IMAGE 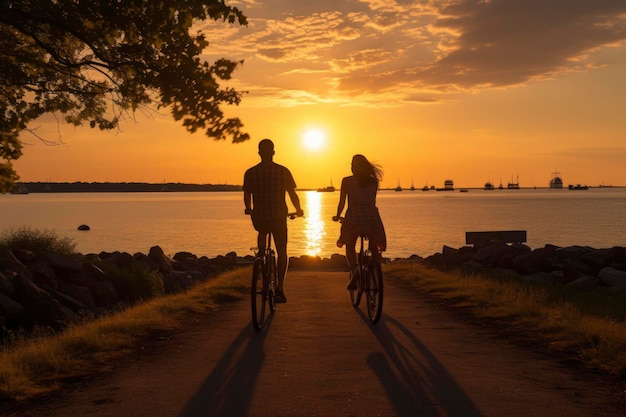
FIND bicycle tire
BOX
[366,261,383,323]
[268,255,277,312]
[251,258,266,330]
[350,266,363,307]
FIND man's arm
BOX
[287,188,304,217]
[244,190,252,214]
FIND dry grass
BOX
[0,268,249,402]
[384,263,626,376]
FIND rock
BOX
[11,272,67,328]
[598,267,626,291]
[77,224,90,231]
[57,281,96,312]
[148,246,173,273]
[471,242,510,266]
[0,270,15,296]
[104,251,134,270]
[565,276,599,291]
[82,277,119,308]
[27,260,59,289]
[0,249,30,277]
[511,252,544,275]
[43,251,83,272]
[0,292,25,321]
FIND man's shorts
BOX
[252,215,288,240]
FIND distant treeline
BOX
[20,182,242,193]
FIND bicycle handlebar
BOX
[245,209,304,219]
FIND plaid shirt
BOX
[243,161,297,222]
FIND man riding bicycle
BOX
[244,139,304,303]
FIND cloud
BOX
[200,1,626,103]
[337,0,626,94]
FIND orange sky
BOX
[13,0,626,189]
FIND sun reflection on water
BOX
[303,191,326,257]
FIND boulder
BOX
[148,246,173,273]
[565,276,599,291]
[43,251,83,272]
[511,252,544,275]
[0,270,15,295]
[11,272,67,328]
[0,292,24,321]
[598,267,626,291]
[28,260,59,289]
[0,249,29,277]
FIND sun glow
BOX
[302,128,326,151]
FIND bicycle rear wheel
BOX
[268,255,277,312]
[366,261,383,323]
[251,258,266,330]
[350,267,363,307]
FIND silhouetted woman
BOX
[333,154,386,289]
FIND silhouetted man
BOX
[244,139,303,303]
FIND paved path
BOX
[12,272,626,417]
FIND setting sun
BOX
[302,128,326,151]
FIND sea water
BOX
[1,188,625,259]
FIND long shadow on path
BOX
[361,311,484,417]
[178,317,271,417]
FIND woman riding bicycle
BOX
[333,154,386,290]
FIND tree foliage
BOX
[0,0,250,193]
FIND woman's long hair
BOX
[351,154,383,187]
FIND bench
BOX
[466,230,527,245]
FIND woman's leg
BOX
[345,237,357,269]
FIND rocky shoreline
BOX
[1,241,625,334]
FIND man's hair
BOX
[258,138,274,158]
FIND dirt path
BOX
[8,271,626,417]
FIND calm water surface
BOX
[1,188,625,259]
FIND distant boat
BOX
[394,179,402,192]
[410,179,415,191]
[484,181,495,190]
[507,174,520,189]
[459,188,469,193]
[568,184,588,190]
[436,179,454,191]
[317,179,335,192]
[422,179,430,191]
[549,171,563,189]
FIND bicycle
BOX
[332,217,384,324]
[249,212,300,331]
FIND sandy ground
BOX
[4,271,625,417]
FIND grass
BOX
[384,263,626,376]
[0,267,249,402]
[0,227,77,256]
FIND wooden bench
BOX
[466,230,527,245]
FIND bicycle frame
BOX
[250,212,299,331]
[251,231,278,331]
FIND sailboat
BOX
[394,180,402,192]
[410,178,415,191]
[317,179,335,192]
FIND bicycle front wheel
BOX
[251,258,266,330]
[366,261,383,324]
